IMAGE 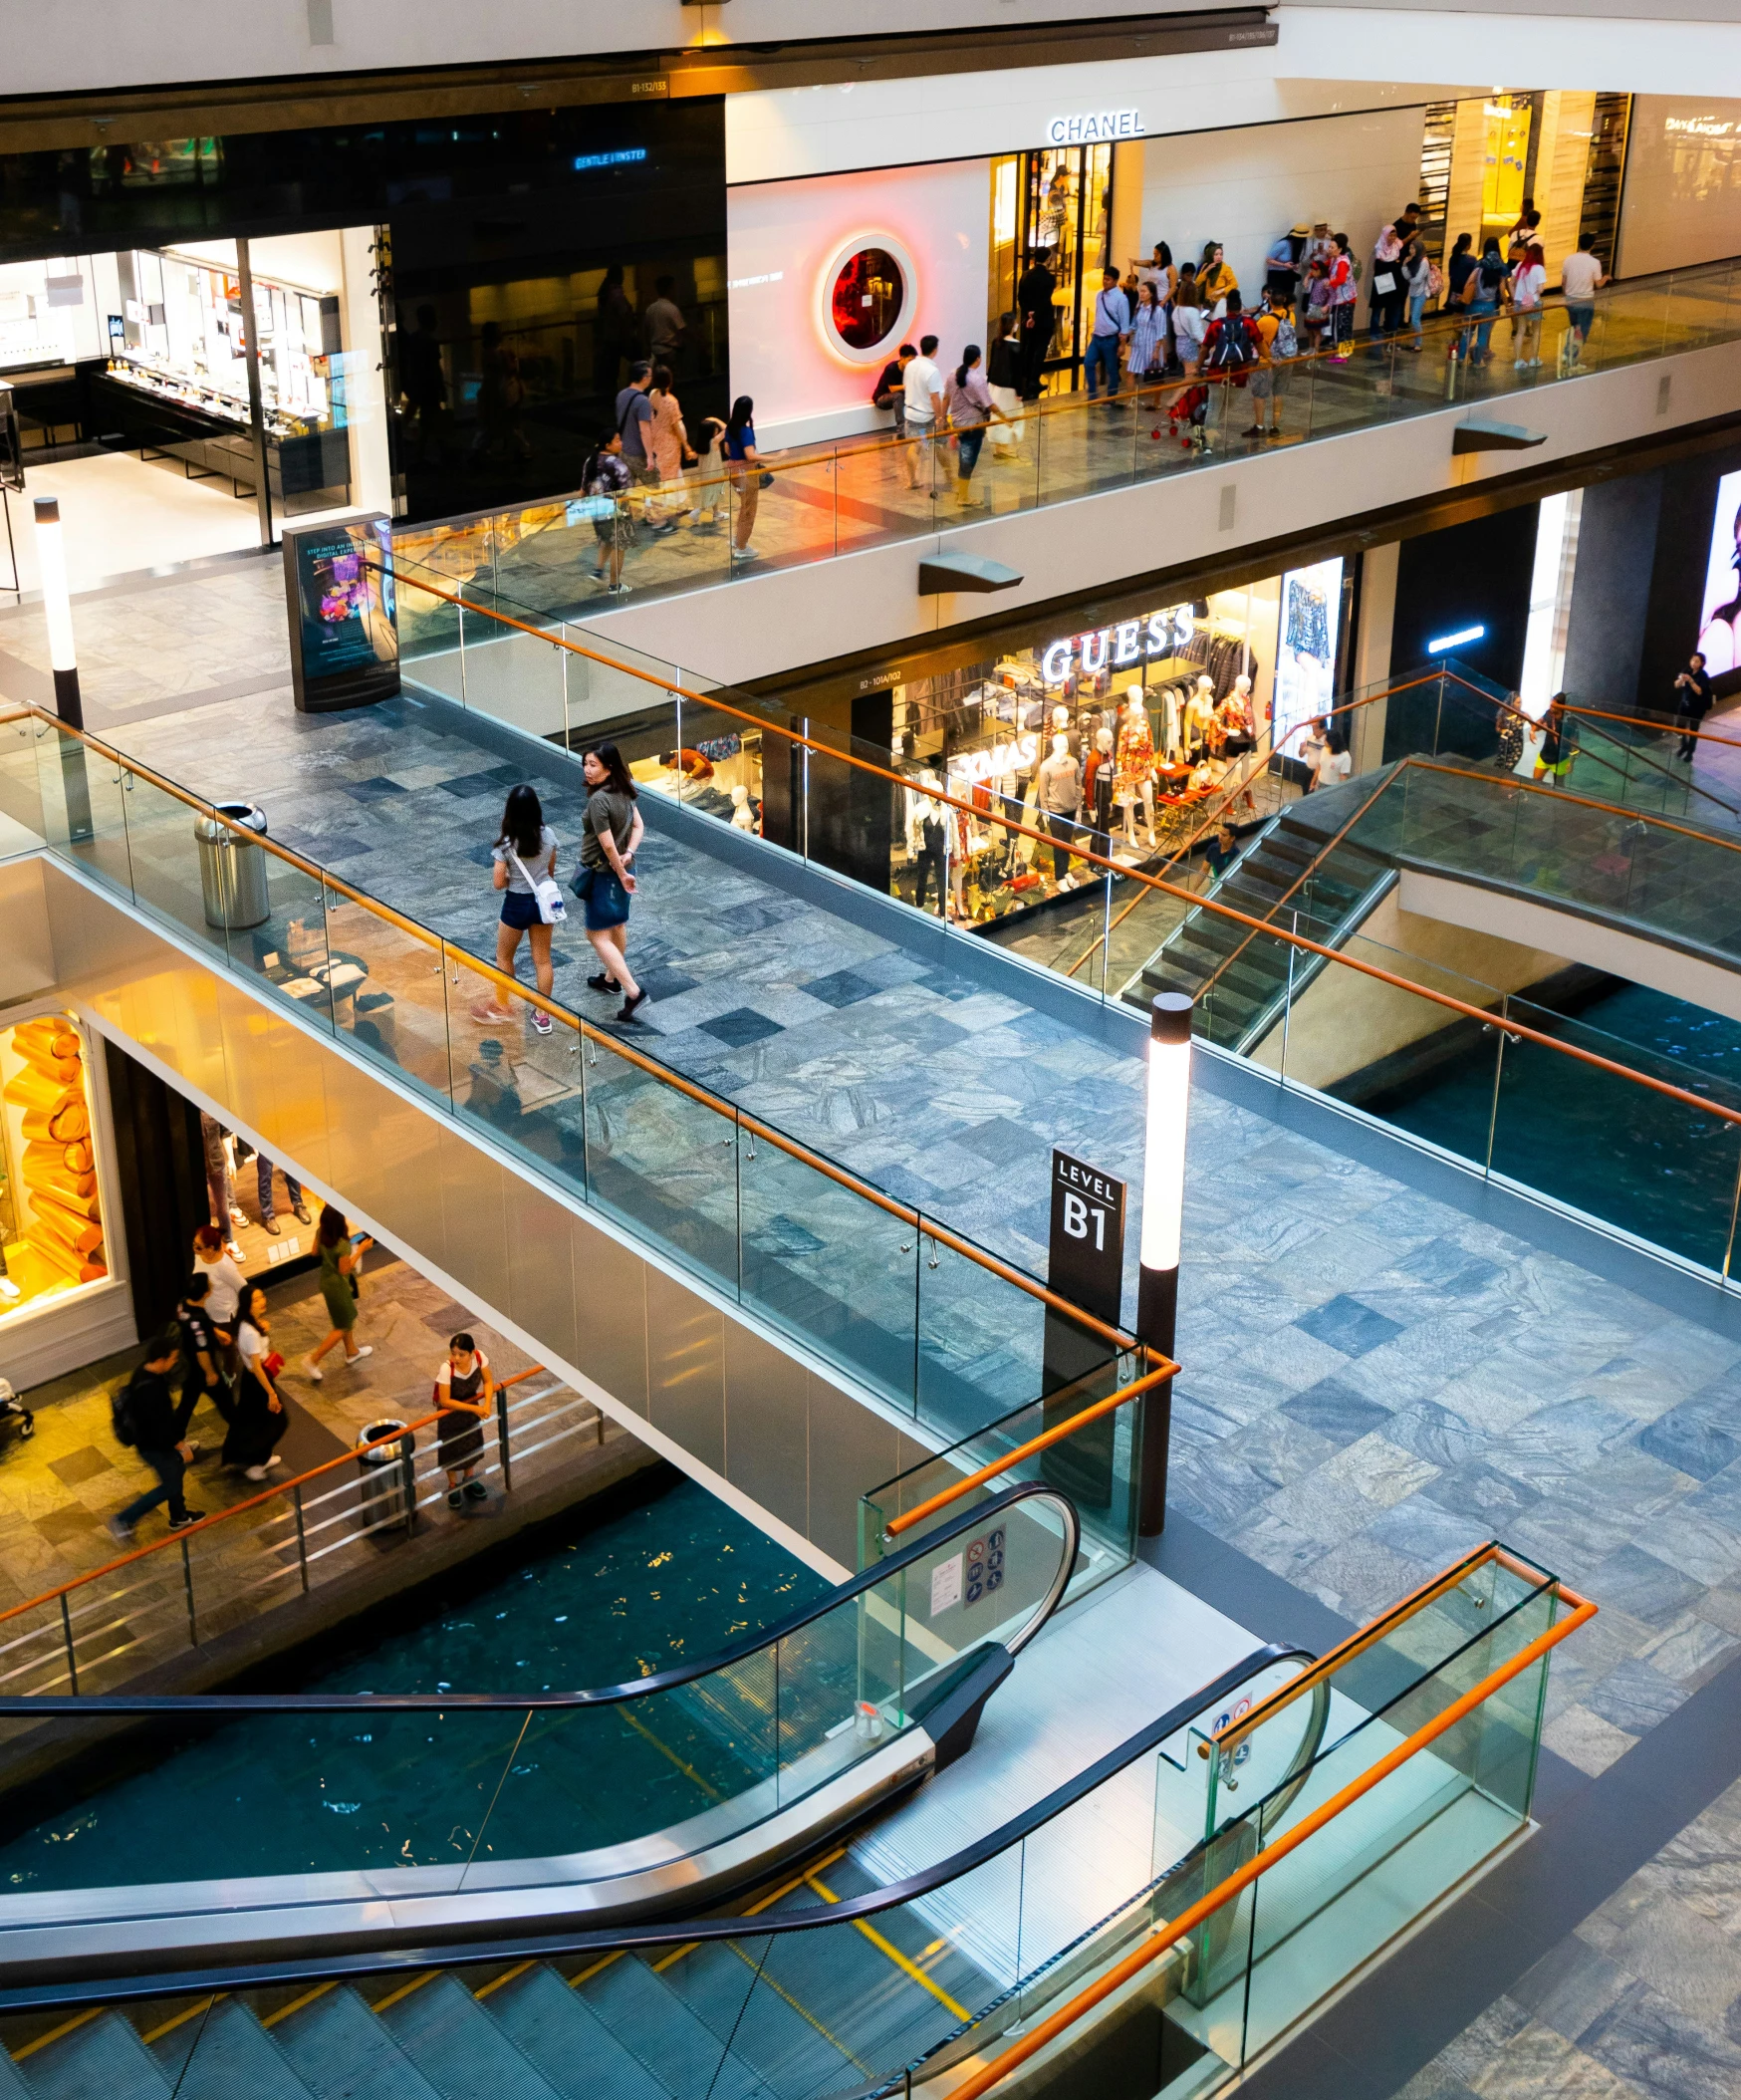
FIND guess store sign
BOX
[1039,605,1195,685]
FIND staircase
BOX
[1124,797,1394,1050]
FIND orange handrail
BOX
[0,1367,548,1631]
[881,1366,1171,1538]
[947,1566,1597,2099]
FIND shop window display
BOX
[632,730,765,834]
[0,1014,109,1326]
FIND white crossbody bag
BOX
[507,844,567,924]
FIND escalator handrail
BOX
[0,1480,1079,1716]
[0,1640,1317,2013]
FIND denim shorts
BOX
[583,869,630,931]
[500,890,541,932]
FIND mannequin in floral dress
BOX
[1115,694,1157,848]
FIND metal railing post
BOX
[401,1432,418,1537]
[293,1482,310,1595]
[1280,912,1297,1086]
[496,1384,513,1493]
[457,597,468,708]
[1485,997,1508,1178]
[59,1592,78,1695]
[180,1537,198,1648]
[1723,1142,1741,1287]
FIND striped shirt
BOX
[1128,302,1167,376]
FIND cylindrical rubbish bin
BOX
[357,1418,410,1535]
[194,802,271,930]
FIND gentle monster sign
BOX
[1046,110,1144,145]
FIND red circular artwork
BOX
[829,248,905,351]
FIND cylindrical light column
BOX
[1136,990,1193,1537]
[33,497,82,729]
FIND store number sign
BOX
[1049,1149,1126,1327]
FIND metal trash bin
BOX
[194,801,271,930]
[357,1418,411,1534]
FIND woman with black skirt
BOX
[225,1284,289,1481]
[435,1331,495,1508]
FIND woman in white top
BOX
[478,783,560,1034]
[1510,243,1547,370]
[1171,282,1207,378]
[191,1225,245,1331]
[225,1283,288,1480]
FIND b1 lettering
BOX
[1062,1191,1108,1249]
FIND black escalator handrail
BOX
[0,1481,1078,1717]
[0,1641,1318,2014]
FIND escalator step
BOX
[13,2011,171,2100]
[657,1939,864,2097]
[271,1984,442,2100]
[581,1955,775,2100]
[487,1967,670,2100]
[0,2046,29,2098]
[149,1998,311,2100]
[379,1974,562,2100]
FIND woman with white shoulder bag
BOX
[477,783,565,1035]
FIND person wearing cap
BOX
[1265,227,1306,313]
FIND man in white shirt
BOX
[900,333,945,491]
[1085,267,1130,401]
[1559,237,1607,364]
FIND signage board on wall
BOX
[1272,556,1345,763]
[282,513,399,715]
[1696,468,1741,675]
[1046,112,1144,144]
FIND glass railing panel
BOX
[1491,994,1741,1271]
[737,1129,919,1411]
[96,767,233,970]
[315,887,450,1104]
[741,450,840,577]
[452,605,570,743]
[0,712,48,849]
[661,688,765,832]
[29,725,130,896]
[221,834,338,1037]
[582,1028,743,1290]
[388,555,467,703]
[916,1233,1119,1448]
[443,955,590,1196]
[489,498,618,620]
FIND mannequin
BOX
[1115,696,1157,849]
[1184,675,1216,760]
[1087,724,1116,843]
[1052,702,1082,762]
[1036,731,1082,882]
[910,771,948,913]
[1226,673,1260,813]
[729,782,757,832]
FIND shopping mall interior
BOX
[0,4,1738,2097]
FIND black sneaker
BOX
[617,989,649,1024]
[167,1510,207,1531]
[448,1488,465,1509]
[587,972,621,992]
[464,1479,489,1502]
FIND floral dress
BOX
[1114,711,1155,801]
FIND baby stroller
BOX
[0,1379,34,1449]
[1157,385,1210,451]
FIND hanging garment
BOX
[1286,578,1331,661]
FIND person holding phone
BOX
[434,1332,495,1508]
[304,1206,373,1383]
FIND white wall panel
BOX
[1617,97,1741,277]
[1138,106,1427,324]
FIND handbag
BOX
[570,865,597,901]
[757,469,775,490]
[507,844,567,925]
[1371,271,1396,297]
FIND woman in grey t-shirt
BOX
[578,743,647,1023]
[480,783,559,1034]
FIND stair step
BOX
[489,1966,671,2100]
[379,1973,563,2100]
[15,2012,171,2100]
[582,1954,775,2100]
[272,1984,441,2100]
[658,1938,863,2097]
[153,1998,310,2100]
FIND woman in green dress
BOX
[304,1204,373,1384]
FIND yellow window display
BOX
[0,1014,108,1322]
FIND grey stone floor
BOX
[8,556,1741,2098]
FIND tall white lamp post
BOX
[1137,990,1193,1536]
[34,496,91,840]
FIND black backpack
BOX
[111,1371,140,1448]
[1204,317,1255,374]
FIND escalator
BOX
[0,1538,1577,2100]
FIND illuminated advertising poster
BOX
[1272,556,1344,762]
[1697,469,1741,676]
[282,513,399,713]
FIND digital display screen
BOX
[1697,468,1741,676]
[284,515,398,713]
[1273,556,1344,759]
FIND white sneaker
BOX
[731,544,759,562]
[246,1464,269,1480]
[303,1354,323,1384]
[532,1010,553,1036]
[266,1454,282,1468]
[224,1241,245,1262]
[349,1345,373,1364]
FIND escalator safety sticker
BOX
[931,1553,963,1616]
[930,1530,1006,1616]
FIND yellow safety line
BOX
[569,1950,627,1987]
[721,1937,871,2077]
[618,1705,723,1801]
[371,1969,439,2013]
[577,1841,852,1988]
[805,1872,971,2021]
[11,2006,104,2061]
[140,1994,223,2045]
[262,1979,340,2028]
[473,1960,537,2001]
[650,1942,699,1973]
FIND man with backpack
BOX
[1242,289,1296,439]
[107,1335,204,1543]
[1202,290,1260,441]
